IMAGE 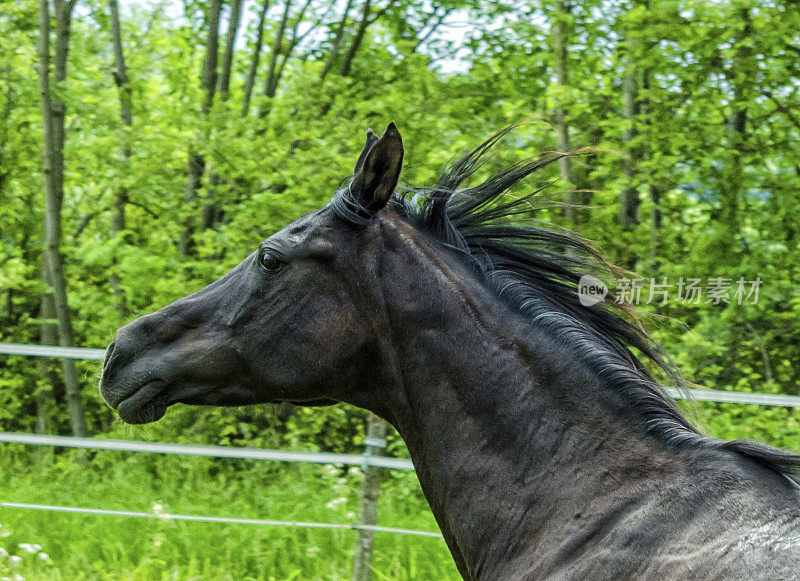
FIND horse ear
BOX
[350,122,404,212]
[353,128,379,174]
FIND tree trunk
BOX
[108,0,131,320]
[241,0,271,117]
[627,1,661,269]
[202,0,244,233]
[649,184,662,265]
[719,8,754,240]
[36,0,56,437]
[550,2,580,227]
[638,64,662,267]
[37,0,86,437]
[200,0,222,116]
[340,0,371,77]
[722,111,746,232]
[619,67,640,229]
[35,278,57,434]
[319,0,354,81]
[271,0,313,87]
[257,0,293,120]
[219,0,244,102]
[352,413,387,581]
[179,0,222,256]
[178,150,206,255]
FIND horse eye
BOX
[259,250,283,272]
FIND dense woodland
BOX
[2,0,800,577]
[2,0,800,490]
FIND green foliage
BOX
[2,0,800,576]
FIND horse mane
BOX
[331,126,800,480]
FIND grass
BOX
[3,398,798,580]
[0,446,459,580]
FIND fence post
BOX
[352,413,388,581]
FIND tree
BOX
[179,0,222,256]
[319,0,354,81]
[257,0,325,119]
[549,1,581,227]
[219,0,244,102]
[340,0,372,77]
[257,0,293,118]
[37,0,86,436]
[718,6,754,242]
[619,48,640,229]
[108,0,132,319]
[204,0,247,232]
[241,0,271,116]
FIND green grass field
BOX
[0,446,459,580]
[2,398,799,580]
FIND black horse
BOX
[101,124,800,579]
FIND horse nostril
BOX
[103,340,116,369]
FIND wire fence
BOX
[0,343,107,360]
[0,428,436,538]
[0,502,443,538]
[2,341,800,546]
[0,431,414,470]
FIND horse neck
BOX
[359,223,685,578]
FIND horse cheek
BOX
[251,293,361,399]
[306,297,361,370]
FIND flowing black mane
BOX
[331,128,800,480]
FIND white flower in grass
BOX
[345,511,356,520]
[17,544,36,554]
[306,546,320,557]
[325,497,347,510]
[38,553,49,561]
[0,546,8,557]
[8,555,21,566]
[12,575,23,581]
[151,503,172,521]
[30,545,41,552]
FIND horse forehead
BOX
[267,208,333,245]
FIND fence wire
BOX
[0,431,415,470]
[0,502,443,538]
